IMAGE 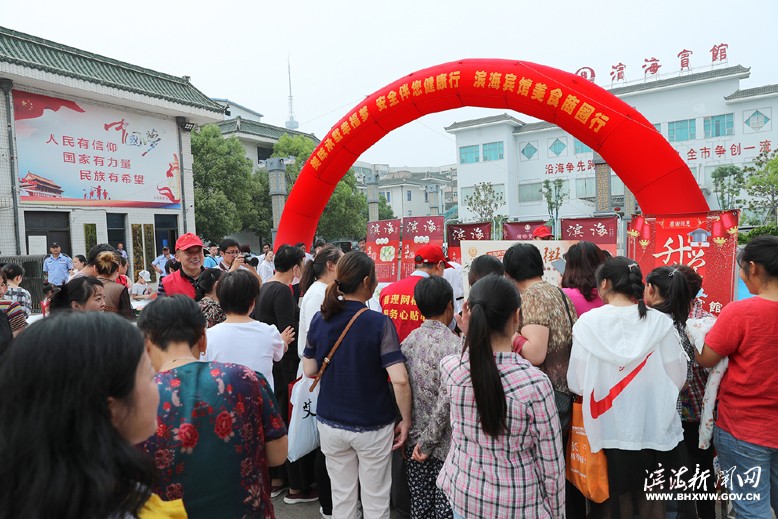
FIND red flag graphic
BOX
[12,91,85,121]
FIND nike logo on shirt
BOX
[589,351,654,419]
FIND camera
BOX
[243,253,259,268]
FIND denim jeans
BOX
[714,425,778,518]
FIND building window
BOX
[384,191,391,203]
[611,175,625,196]
[518,182,542,203]
[482,141,504,161]
[106,213,127,249]
[704,113,734,138]
[521,142,537,160]
[574,139,592,154]
[653,123,661,133]
[549,138,567,157]
[575,178,596,198]
[406,190,412,202]
[745,109,770,131]
[424,191,429,203]
[668,119,696,142]
[459,145,479,164]
[257,146,272,163]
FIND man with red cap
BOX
[532,225,554,240]
[380,243,453,519]
[380,243,453,342]
[157,233,204,298]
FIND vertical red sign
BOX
[446,222,492,263]
[627,210,739,315]
[503,221,548,241]
[400,216,445,279]
[366,219,401,283]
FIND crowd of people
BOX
[0,232,776,519]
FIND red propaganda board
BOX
[400,216,445,279]
[503,221,548,241]
[366,219,401,283]
[627,210,739,315]
[561,216,619,255]
[446,222,492,263]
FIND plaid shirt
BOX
[4,287,32,318]
[437,352,565,518]
[678,306,712,421]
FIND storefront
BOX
[0,26,223,278]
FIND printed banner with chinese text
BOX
[460,240,576,296]
[366,219,401,283]
[400,216,445,279]
[503,221,548,241]
[14,90,181,208]
[561,216,619,255]
[627,211,739,315]
[446,222,492,263]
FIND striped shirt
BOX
[4,286,32,317]
[0,300,27,335]
[437,352,565,519]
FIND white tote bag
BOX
[287,376,320,462]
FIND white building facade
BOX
[448,64,777,223]
[354,160,458,219]
[0,26,223,270]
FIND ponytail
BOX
[194,268,223,302]
[320,251,375,320]
[646,266,692,325]
[50,276,102,312]
[628,265,648,319]
[321,281,345,320]
[464,274,520,437]
[596,257,647,319]
[301,244,342,294]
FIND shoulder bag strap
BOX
[309,307,369,392]
[556,287,574,331]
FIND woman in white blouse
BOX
[298,245,343,366]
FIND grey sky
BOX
[3,0,776,166]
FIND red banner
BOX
[561,217,618,244]
[400,216,445,279]
[447,222,492,263]
[561,216,619,255]
[366,219,401,283]
[502,221,548,241]
[627,210,739,315]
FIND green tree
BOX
[744,150,778,225]
[191,125,255,243]
[317,170,368,240]
[242,169,272,244]
[272,133,317,189]
[542,179,569,238]
[464,182,504,222]
[272,134,367,241]
[378,193,395,220]
[711,165,744,210]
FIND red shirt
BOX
[706,296,778,448]
[159,269,197,298]
[379,273,426,342]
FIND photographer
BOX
[218,238,262,285]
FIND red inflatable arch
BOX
[275,59,709,248]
